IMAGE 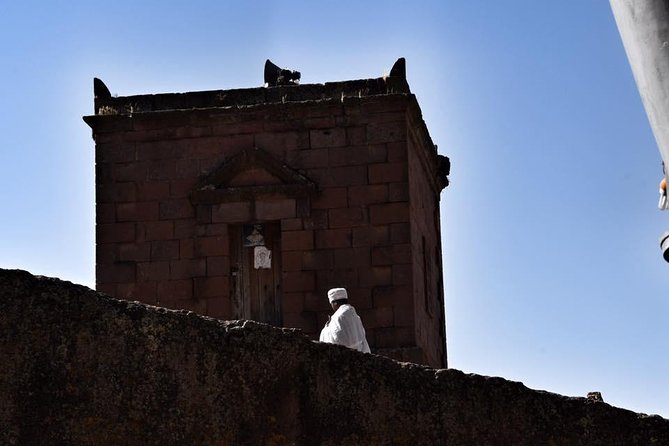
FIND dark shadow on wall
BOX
[1,268,667,445]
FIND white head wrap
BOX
[327,288,348,303]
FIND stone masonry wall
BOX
[407,106,447,368]
[89,85,446,367]
[2,269,668,445]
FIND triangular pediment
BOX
[227,166,282,187]
[191,147,317,204]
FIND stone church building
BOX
[84,59,450,368]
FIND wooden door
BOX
[229,222,282,325]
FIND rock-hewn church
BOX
[84,58,450,367]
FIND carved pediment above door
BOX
[190,147,317,205]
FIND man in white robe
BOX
[319,288,370,353]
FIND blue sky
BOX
[1,1,668,417]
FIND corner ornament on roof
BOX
[264,59,301,87]
[190,147,317,205]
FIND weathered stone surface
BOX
[87,78,407,117]
[1,268,668,445]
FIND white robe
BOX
[319,304,370,353]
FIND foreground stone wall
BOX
[1,269,668,445]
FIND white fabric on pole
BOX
[659,186,669,210]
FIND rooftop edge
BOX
[93,76,411,116]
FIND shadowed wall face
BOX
[85,75,448,367]
[1,269,669,445]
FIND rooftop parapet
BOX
[93,58,411,116]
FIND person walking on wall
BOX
[319,288,371,353]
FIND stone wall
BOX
[407,103,447,367]
[2,269,668,445]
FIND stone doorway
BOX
[229,221,282,325]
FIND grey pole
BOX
[610,1,669,261]
[610,0,669,176]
